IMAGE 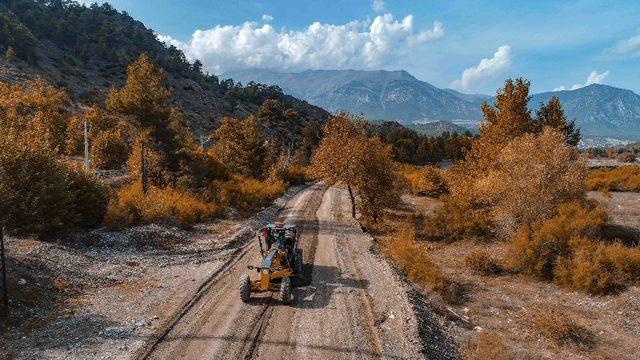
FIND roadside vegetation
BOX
[586,166,640,192]
[356,78,640,358]
[0,54,314,239]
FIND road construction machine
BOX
[239,222,302,304]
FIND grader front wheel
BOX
[239,274,251,303]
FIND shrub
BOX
[554,240,640,294]
[0,137,109,237]
[402,165,448,198]
[177,147,229,190]
[586,166,640,192]
[476,128,586,237]
[90,129,129,170]
[507,201,608,280]
[463,331,512,360]
[529,306,593,348]
[280,165,310,186]
[617,152,637,163]
[65,115,84,155]
[382,220,447,294]
[63,161,110,229]
[105,183,222,229]
[464,249,502,275]
[424,188,491,242]
[215,176,285,213]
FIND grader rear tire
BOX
[239,274,251,303]
[280,277,291,304]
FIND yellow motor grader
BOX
[239,222,302,304]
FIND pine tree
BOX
[209,116,266,179]
[535,96,580,146]
[106,54,183,185]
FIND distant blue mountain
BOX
[225,69,640,141]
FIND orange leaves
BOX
[0,77,67,152]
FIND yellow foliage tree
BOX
[475,128,586,236]
[0,78,67,152]
[65,115,84,155]
[209,116,266,179]
[91,129,130,170]
[311,112,399,220]
[311,112,367,218]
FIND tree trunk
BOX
[347,184,356,218]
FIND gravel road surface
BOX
[140,184,422,359]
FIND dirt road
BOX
[139,184,422,359]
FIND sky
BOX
[82,0,640,94]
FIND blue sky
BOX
[90,0,639,94]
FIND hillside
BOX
[225,69,483,123]
[227,69,640,141]
[0,1,328,137]
[409,121,473,137]
[531,84,640,140]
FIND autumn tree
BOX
[352,138,400,221]
[0,78,67,152]
[535,96,580,146]
[258,99,286,126]
[0,135,109,237]
[469,78,536,173]
[209,116,266,179]
[475,128,586,236]
[90,129,130,169]
[65,115,84,155]
[311,113,367,218]
[425,78,586,241]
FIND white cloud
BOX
[262,14,273,22]
[449,45,512,91]
[604,32,640,57]
[372,0,385,13]
[160,14,443,74]
[553,70,609,91]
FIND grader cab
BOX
[239,222,303,304]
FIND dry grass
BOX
[464,249,502,275]
[381,218,468,303]
[463,331,512,360]
[586,166,640,192]
[215,176,286,213]
[279,165,311,185]
[529,306,594,349]
[105,183,223,230]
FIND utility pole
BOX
[1,226,7,319]
[141,141,148,195]
[83,121,90,172]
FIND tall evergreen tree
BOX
[535,96,580,146]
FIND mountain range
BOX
[226,69,640,141]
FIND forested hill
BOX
[0,0,328,136]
